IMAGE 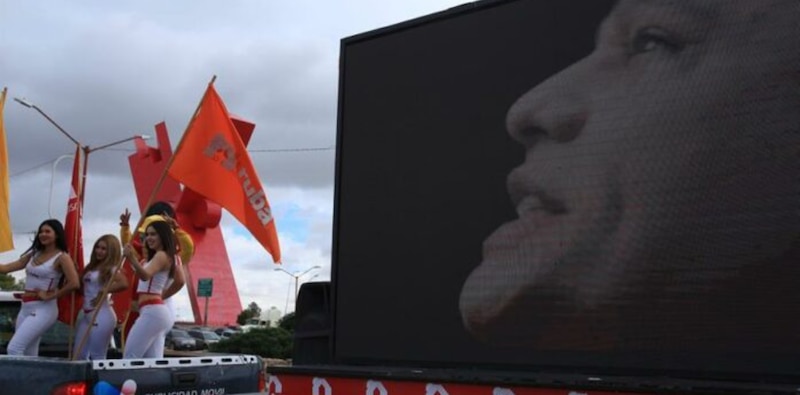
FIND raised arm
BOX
[119,208,132,244]
[127,248,170,281]
[162,215,194,266]
[119,208,142,262]
[0,253,31,274]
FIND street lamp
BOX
[14,96,149,152]
[14,96,150,148]
[15,96,150,207]
[13,97,81,146]
[275,266,321,312]
[45,135,151,218]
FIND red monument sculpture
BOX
[117,118,256,326]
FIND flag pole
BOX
[65,144,84,360]
[70,145,90,357]
[70,146,89,357]
[72,75,217,360]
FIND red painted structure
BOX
[120,118,255,325]
[266,373,653,395]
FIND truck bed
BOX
[0,354,263,394]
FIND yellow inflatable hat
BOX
[138,214,168,234]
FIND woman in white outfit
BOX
[118,202,191,353]
[0,219,79,356]
[73,234,129,360]
[122,220,182,358]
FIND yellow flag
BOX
[0,87,13,252]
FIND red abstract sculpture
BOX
[118,119,253,325]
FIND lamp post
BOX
[14,96,150,152]
[14,96,149,207]
[275,266,321,313]
[13,97,81,146]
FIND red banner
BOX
[58,145,86,325]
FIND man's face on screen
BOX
[460,0,800,346]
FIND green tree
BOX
[236,310,254,325]
[247,302,261,317]
[0,273,23,291]
[236,301,263,325]
[278,312,294,332]
[210,327,292,359]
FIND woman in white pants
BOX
[151,256,184,357]
[0,219,79,356]
[118,202,192,351]
[73,234,129,360]
[122,220,184,358]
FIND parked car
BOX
[214,327,238,338]
[188,329,222,349]
[165,328,198,351]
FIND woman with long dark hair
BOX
[122,220,180,358]
[73,234,128,359]
[118,201,190,354]
[0,219,79,355]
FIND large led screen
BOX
[333,0,800,380]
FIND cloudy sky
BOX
[0,0,467,321]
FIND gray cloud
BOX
[1,0,466,316]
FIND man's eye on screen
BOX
[629,27,684,56]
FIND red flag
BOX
[58,145,86,324]
[168,84,281,262]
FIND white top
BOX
[135,257,170,295]
[24,252,63,292]
[82,270,110,310]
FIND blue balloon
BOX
[93,380,121,395]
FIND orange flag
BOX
[0,87,13,253]
[168,84,281,263]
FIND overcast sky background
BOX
[0,0,467,322]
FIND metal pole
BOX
[13,97,81,146]
[204,297,209,327]
[87,135,149,153]
[284,282,291,315]
[274,266,321,313]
